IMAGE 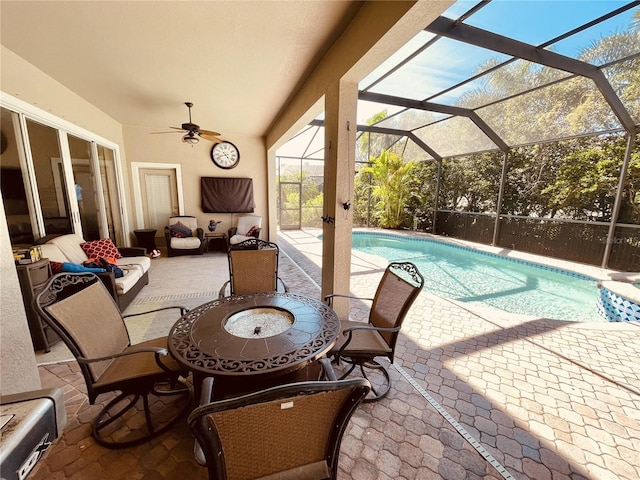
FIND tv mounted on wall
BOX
[201,177,255,213]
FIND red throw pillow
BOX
[80,238,122,259]
[50,261,64,274]
[246,225,259,236]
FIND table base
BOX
[194,360,322,401]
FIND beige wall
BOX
[0,194,41,395]
[122,126,268,240]
[1,47,269,394]
[0,48,130,395]
[0,0,451,394]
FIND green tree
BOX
[542,136,640,222]
[359,150,417,228]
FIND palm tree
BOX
[359,150,416,228]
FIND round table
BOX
[168,292,340,398]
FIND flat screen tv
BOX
[201,177,255,213]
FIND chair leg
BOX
[92,379,192,449]
[359,360,391,402]
[332,355,391,402]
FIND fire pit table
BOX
[168,292,340,398]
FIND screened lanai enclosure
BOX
[276,0,640,271]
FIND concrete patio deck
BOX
[31,229,640,479]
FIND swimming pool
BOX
[351,232,603,322]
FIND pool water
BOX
[351,233,602,322]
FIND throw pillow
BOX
[169,221,192,238]
[170,230,185,238]
[80,238,122,259]
[246,225,259,237]
[50,261,64,274]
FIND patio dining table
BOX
[168,291,340,399]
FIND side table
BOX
[133,229,157,254]
[204,231,227,253]
[16,259,60,352]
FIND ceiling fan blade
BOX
[170,126,187,131]
[199,131,223,143]
[199,128,221,137]
[151,130,185,134]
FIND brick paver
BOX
[29,229,640,479]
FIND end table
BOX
[205,232,227,253]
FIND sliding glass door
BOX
[0,104,126,247]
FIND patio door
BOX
[279,181,301,230]
[1,107,125,246]
[139,168,180,245]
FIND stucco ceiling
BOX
[0,1,363,139]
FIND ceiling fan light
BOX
[183,134,199,145]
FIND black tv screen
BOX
[201,177,255,213]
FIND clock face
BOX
[211,141,240,169]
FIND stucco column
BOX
[0,195,41,395]
[322,80,357,320]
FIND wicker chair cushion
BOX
[332,319,392,356]
[93,337,183,389]
[207,389,350,480]
[236,215,262,235]
[229,249,277,294]
[370,269,419,344]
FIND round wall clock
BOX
[211,141,240,169]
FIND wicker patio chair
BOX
[325,261,424,402]
[35,272,192,448]
[218,238,288,297]
[188,360,370,480]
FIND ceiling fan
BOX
[154,102,222,145]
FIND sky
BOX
[279,0,638,158]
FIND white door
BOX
[138,168,179,245]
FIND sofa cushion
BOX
[235,215,261,236]
[39,244,69,264]
[116,256,151,275]
[170,236,202,249]
[230,234,254,245]
[80,238,122,259]
[46,234,90,264]
[113,268,141,295]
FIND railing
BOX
[435,210,640,271]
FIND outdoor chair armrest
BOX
[318,357,337,381]
[96,271,117,296]
[123,305,189,318]
[277,277,289,293]
[78,346,179,373]
[336,324,402,359]
[218,281,230,298]
[324,293,374,306]
[77,346,169,364]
